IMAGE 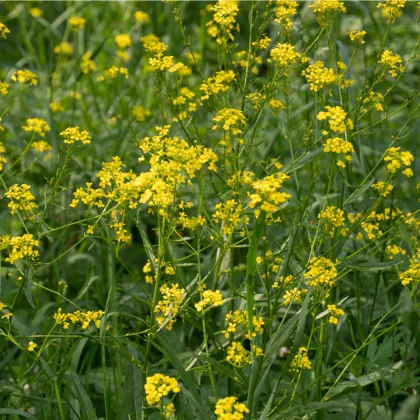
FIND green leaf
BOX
[75,264,97,303]
[344,178,375,205]
[327,361,405,399]
[65,371,97,420]
[0,409,38,419]
[24,266,35,309]
[341,258,401,272]
[121,363,143,420]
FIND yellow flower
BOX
[379,50,404,77]
[323,137,354,167]
[327,304,344,324]
[60,126,91,145]
[32,140,52,153]
[399,249,420,286]
[318,206,345,236]
[29,8,43,18]
[317,106,353,133]
[50,101,64,113]
[54,308,105,330]
[377,0,406,21]
[384,147,414,175]
[282,287,307,305]
[348,30,366,44]
[144,374,180,407]
[291,347,311,371]
[0,81,9,96]
[0,22,10,39]
[28,341,37,352]
[54,42,73,55]
[97,66,129,81]
[114,34,132,49]
[386,244,406,260]
[11,70,38,86]
[226,342,251,367]
[207,0,239,44]
[305,257,337,288]
[132,106,151,122]
[155,284,184,330]
[302,61,336,91]
[200,70,236,100]
[134,11,150,24]
[270,43,306,66]
[195,290,224,312]
[372,181,393,197]
[80,51,96,74]
[68,16,86,30]
[5,184,38,215]
[274,0,298,31]
[212,108,246,135]
[310,0,346,26]
[0,234,39,264]
[215,397,249,419]
[22,118,50,137]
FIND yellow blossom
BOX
[327,304,344,324]
[318,206,345,236]
[302,61,336,91]
[22,118,50,137]
[132,106,151,122]
[28,341,37,352]
[80,51,97,74]
[68,16,86,30]
[144,373,180,406]
[11,70,38,86]
[134,11,150,24]
[291,347,311,371]
[348,30,366,44]
[215,397,249,419]
[274,0,298,31]
[60,126,91,145]
[200,70,236,100]
[372,181,394,197]
[54,308,105,329]
[226,342,251,366]
[207,0,239,44]
[5,184,38,215]
[379,50,404,77]
[0,81,9,96]
[29,8,43,18]
[195,289,224,312]
[305,257,337,288]
[0,23,10,39]
[384,147,414,175]
[155,283,184,330]
[377,0,406,21]
[317,106,353,133]
[0,234,39,264]
[270,43,306,66]
[115,34,132,49]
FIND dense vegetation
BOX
[0,1,419,419]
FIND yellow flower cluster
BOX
[134,11,150,24]
[0,22,11,39]
[291,347,311,371]
[141,35,173,71]
[22,118,50,137]
[50,101,64,113]
[323,137,354,168]
[399,249,420,286]
[305,257,337,288]
[377,0,406,21]
[272,274,294,289]
[5,184,38,215]
[60,126,91,145]
[132,106,151,122]
[212,108,247,135]
[224,309,264,339]
[0,81,9,96]
[212,200,245,236]
[54,308,105,329]
[302,61,336,92]
[195,289,224,312]
[327,304,344,324]
[372,181,393,197]
[384,147,414,177]
[386,244,406,260]
[226,342,251,366]
[234,50,262,75]
[348,30,366,44]
[0,234,39,264]
[28,341,37,352]
[362,91,384,112]
[68,16,86,30]
[80,51,96,74]
[318,206,345,236]
[282,287,307,305]
[274,0,298,31]
[155,283,184,330]
[144,373,180,406]
[207,0,239,44]
[54,42,73,55]
[11,69,38,86]
[270,43,306,67]
[98,66,129,81]
[379,50,404,77]
[248,172,291,218]
[114,34,131,49]
[317,106,353,133]
[214,397,249,419]
[200,70,236,100]
[49,309,86,329]
[310,0,346,26]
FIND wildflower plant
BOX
[0,1,418,419]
